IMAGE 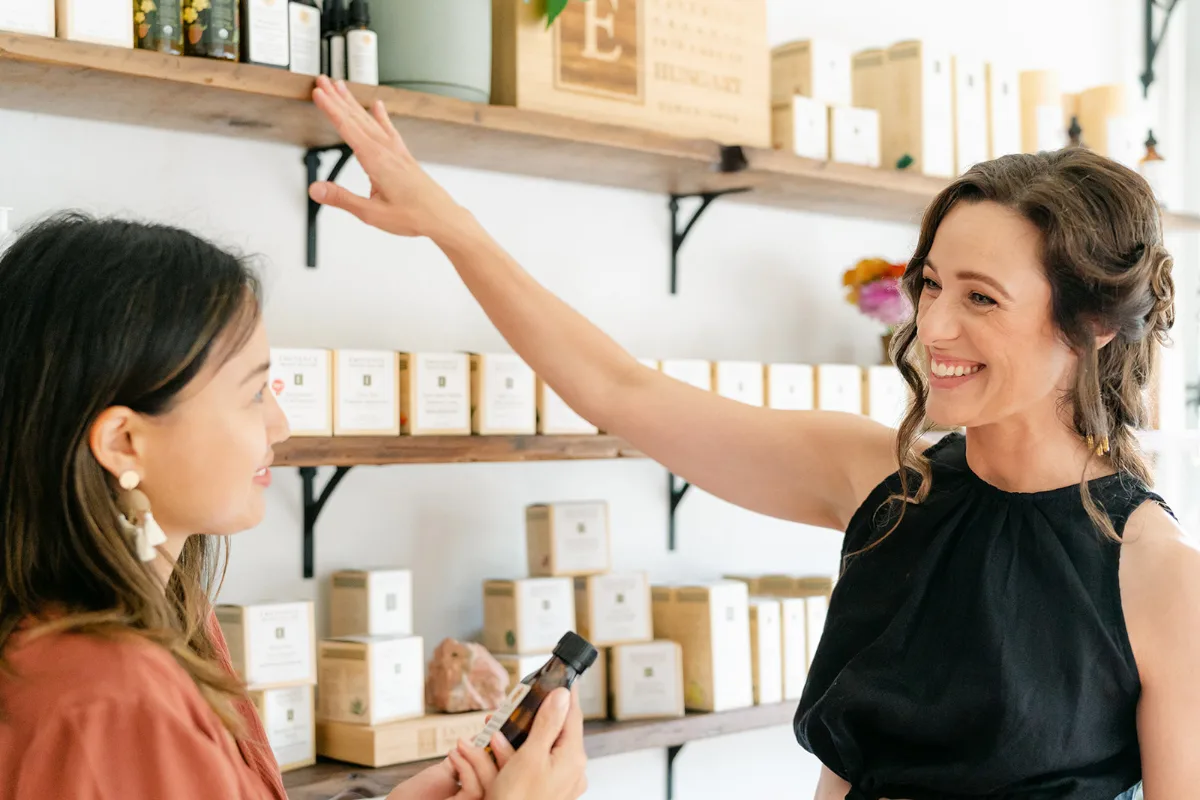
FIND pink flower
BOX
[857,278,913,328]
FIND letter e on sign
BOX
[555,0,643,103]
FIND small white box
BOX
[216,601,317,689]
[773,96,830,159]
[537,378,598,435]
[56,0,132,47]
[329,569,414,639]
[483,578,576,655]
[317,635,425,726]
[0,0,54,36]
[805,594,829,669]
[952,56,989,175]
[334,350,399,436]
[713,362,764,407]
[574,572,653,647]
[659,359,713,392]
[610,641,685,721]
[779,598,807,700]
[814,365,863,414]
[249,684,316,772]
[270,349,333,437]
[765,364,815,411]
[399,353,471,435]
[749,599,783,706]
[864,366,909,428]
[986,64,1021,159]
[829,106,881,168]
[470,354,536,435]
[496,651,609,721]
[526,501,611,577]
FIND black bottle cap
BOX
[348,0,370,27]
[323,0,346,33]
[554,631,598,673]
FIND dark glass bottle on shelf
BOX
[473,632,598,753]
[321,0,347,80]
[184,0,240,61]
[136,0,184,55]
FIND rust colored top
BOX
[0,613,287,800]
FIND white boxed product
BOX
[829,106,881,168]
[270,348,333,437]
[773,39,852,107]
[329,569,414,638]
[248,684,316,772]
[317,635,425,726]
[610,641,686,721]
[780,598,807,700]
[775,96,830,160]
[986,63,1021,159]
[483,578,576,655]
[399,352,471,435]
[470,354,536,435]
[713,361,764,407]
[659,360,713,392]
[749,599,783,706]
[333,350,399,436]
[952,56,989,175]
[864,366,909,428]
[537,378,598,435]
[526,501,611,578]
[814,364,864,414]
[56,0,132,47]
[765,364,815,411]
[574,572,653,647]
[216,601,317,689]
[0,0,54,36]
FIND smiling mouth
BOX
[930,359,985,378]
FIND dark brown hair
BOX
[0,213,262,731]
[886,148,1174,542]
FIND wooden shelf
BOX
[273,435,646,468]
[5,33,1199,230]
[283,703,798,800]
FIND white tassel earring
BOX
[117,470,167,562]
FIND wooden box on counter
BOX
[491,0,771,147]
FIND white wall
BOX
[0,1,1185,798]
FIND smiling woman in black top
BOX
[307,76,1200,800]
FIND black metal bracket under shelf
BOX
[299,466,353,579]
[1142,0,1183,97]
[304,144,354,268]
[668,473,692,551]
[666,743,686,800]
[668,145,752,295]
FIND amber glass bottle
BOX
[136,0,184,55]
[474,632,598,752]
[184,0,240,61]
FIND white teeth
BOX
[954,365,965,377]
[932,360,982,377]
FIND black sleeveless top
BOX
[795,433,1165,800]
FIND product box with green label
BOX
[215,601,316,690]
[482,578,575,655]
[248,684,316,772]
[609,640,685,721]
[399,352,471,435]
[526,501,611,577]
[333,349,400,436]
[329,568,413,638]
[317,710,492,768]
[574,572,652,647]
[269,348,333,437]
[316,635,425,726]
[469,353,536,435]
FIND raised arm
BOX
[309,77,899,530]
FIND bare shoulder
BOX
[1119,500,1200,676]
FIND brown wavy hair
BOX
[0,213,262,732]
[886,148,1174,543]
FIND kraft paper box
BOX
[526,501,611,578]
[771,39,852,107]
[216,601,317,690]
[470,353,536,435]
[483,578,576,655]
[883,40,954,178]
[609,640,685,721]
[334,350,400,436]
[574,572,653,647]
[329,568,414,638]
[270,349,332,437]
[248,684,316,772]
[851,48,886,113]
[1019,70,1064,154]
[400,353,471,435]
[317,711,491,768]
[765,364,815,411]
[317,635,425,726]
[496,651,608,721]
[748,599,783,706]
[814,364,863,414]
[713,362,764,407]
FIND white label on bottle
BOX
[347,29,379,86]
[248,0,290,66]
[1036,104,1064,152]
[0,0,55,37]
[414,354,469,432]
[330,35,347,81]
[370,637,424,722]
[472,682,531,747]
[245,603,314,687]
[289,2,322,76]
[261,686,314,768]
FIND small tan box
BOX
[56,0,132,47]
[609,641,685,721]
[317,711,491,768]
[329,569,414,639]
[333,350,400,436]
[483,578,576,655]
[772,39,852,106]
[496,651,608,721]
[399,353,471,436]
[883,40,954,177]
[574,572,653,647]
[317,635,425,726]
[526,501,611,578]
[748,599,783,706]
[269,349,333,437]
[814,364,864,414]
[851,48,887,113]
[536,377,598,435]
[712,362,764,407]
[1019,70,1064,154]
[470,353,536,435]
[215,601,316,690]
[764,365,815,411]
[1078,84,1139,168]
[248,684,316,772]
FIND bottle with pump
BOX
[135,0,184,55]
[345,0,378,86]
[321,0,347,80]
[288,0,321,76]
[183,0,240,61]
[241,0,290,69]
[472,632,598,752]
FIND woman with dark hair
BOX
[0,214,587,799]
[308,75,1200,800]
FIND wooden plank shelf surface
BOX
[283,702,798,800]
[5,33,1199,230]
[272,435,647,467]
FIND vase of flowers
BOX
[842,258,912,365]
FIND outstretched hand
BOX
[308,75,468,243]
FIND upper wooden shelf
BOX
[273,434,646,467]
[283,702,798,800]
[5,33,1198,230]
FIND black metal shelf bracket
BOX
[668,473,692,551]
[1142,0,1183,97]
[666,743,686,800]
[299,465,353,579]
[305,144,354,268]
[668,145,752,295]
